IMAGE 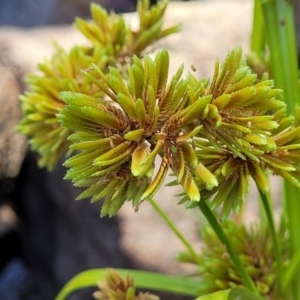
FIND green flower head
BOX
[93,269,159,300]
[58,50,210,216]
[18,0,179,171]
[178,220,288,300]
[178,46,300,220]
[18,44,107,170]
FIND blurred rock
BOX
[0,65,27,179]
[10,152,134,299]
[0,258,43,300]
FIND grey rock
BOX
[0,65,27,179]
[0,0,137,27]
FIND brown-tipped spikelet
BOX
[93,269,159,300]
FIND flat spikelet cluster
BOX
[93,269,159,300]
[58,50,210,216]
[57,46,300,218]
[18,0,179,170]
[178,221,288,300]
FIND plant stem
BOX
[197,200,259,295]
[260,0,300,298]
[257,188,282,293]
[149,197,201,264]
[251,0,265,53]
[260,1,286,91]
[284,183,300,299]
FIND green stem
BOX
[197,200,259,295]
[284,182,300,299]
[149,197,201,264]
[275,0,300,113]
[251,0,265,53]
[257,188,282,292]
[260,0,300,298]
[260,1,286,91]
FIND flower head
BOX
[93,269,159,300]
[18,44,107,170]
[58,46,300,218]
[178,220,288,300]
[58,50,210,216]
[177,47,300,219]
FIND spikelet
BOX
[76,0,179,58]
[180,46,300,219]
[195,46,285,163]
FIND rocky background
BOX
[0,0,295,299]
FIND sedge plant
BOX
[16,0,300,299]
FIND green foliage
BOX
[196,290,230,300]
[196,287,267,300]
[54,268,200,300]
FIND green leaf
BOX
[228,287,267,300]
[196,289,230,300]
[281,250,300,292]
[54,269,200,300]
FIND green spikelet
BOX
[18,45,106,170]
[248,161,269,193]
[194,163,218,191]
